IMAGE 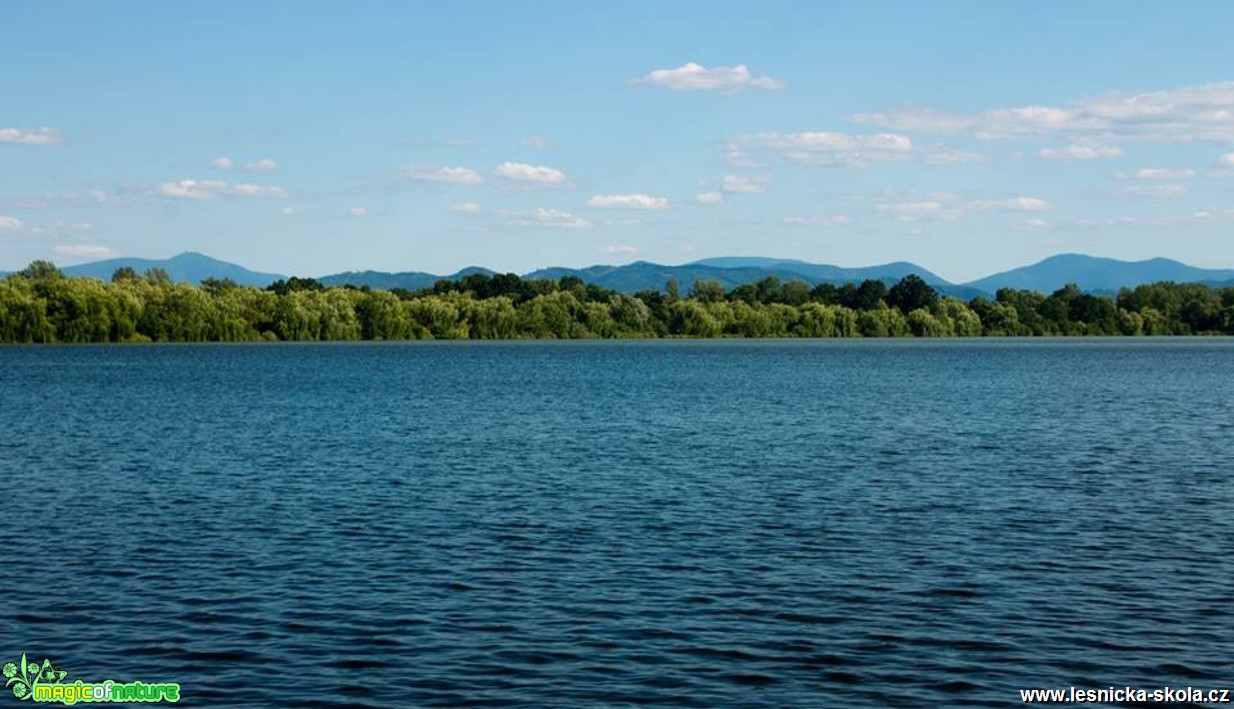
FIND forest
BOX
[1,260,1232,343]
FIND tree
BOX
[887,274,938,314]
[112,266,139,283]
[144,268,172,285]
[689,279,726,303]
[842,279,888,311]
[665,277,680,301]
[19,260,61,281]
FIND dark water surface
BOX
[2,340,1231,706]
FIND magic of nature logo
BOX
[3,654,179,704]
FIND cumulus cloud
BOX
[1074,216,1143,229]
[1038,144,1123,160]
[522,136,553,149]
[158,179,285,200]
[633,62,784,92]
[510,208,592,229]
[878,194,1050,221]
[783,215,851,227]
[450,202,483,214]
[720,175,768,193]
[855,81,1234,145]
[401,165,485,184]
[348,207,368,218]
[212,156,234,170]
[878,201,964,222]
[741,131,914,167]
[586,193,668,209]
[601,245,638,254]
[281,206,296,216]
[920,146,988,165]
[1120,184,1187,198]
[696,191,724,204]
[1115,167,1195,180]
[855,106,1095,139]
[1021,218,1051,231]
[244,158,278,172]
[969,197,1050,211]
[730,130,979,168]
[495,162,567,183]
[1219,152,1234,166]
[0,127,63,145]
[0,215,23,230]
[54,244,115,258]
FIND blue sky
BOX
[2,0,1233,282]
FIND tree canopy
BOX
[1,263,1231,343]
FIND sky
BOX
[2,0,1233,283]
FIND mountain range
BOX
[8,251,1234,296]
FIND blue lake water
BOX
[1,340,1232,706]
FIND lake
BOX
[1,340,1231,706]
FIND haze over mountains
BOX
[24,251,1234,296]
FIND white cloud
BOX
[601,245,638,254]
[281,207,296,216]
[877,201,964,222]
[1117,167,1196,180]
[244,158,278,172]
[349,207,368,218]
[724,144,765,168]
[212,156,234,170]
[633,62,784,92]
[0,188,138,209]
[228,183,284,197]
[1022,218,1051,231]
[783,215,851,227]
[158,180,220,200]
[401,165,484,184]
[855,81,1234,144]
[158,179,285,200]
[969,197,1050,211]
[696,191,724,204]
[1074,216,1143,228]
[0,215,22,230]
[586,193,668,209]
[450,202,483,214]
[878,193,1049,221]
[54,244,115,258]
[920,146,988,165]
[1038,144,1123,160]
[1219,152,1234,167]
[522,136,553,149]
[743,131,913,167]
[720,175,767,193]
[0,127,63,145]
[854,106,1095,139]
[495,161,567,183]
[510,208,592,229]
[1120,184,1187,198]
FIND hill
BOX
[318,267,495,291]
[59,252,285,287]
[964,254,1234,294]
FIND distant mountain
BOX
[523,261,834,293]
[14,251,1233,297]
[319,266,495,291]
[689,257,951,286]
[59,252,285,287]
[524,260,983,298]
[964,254,1234,294]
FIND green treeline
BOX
[1,260,1232,343]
